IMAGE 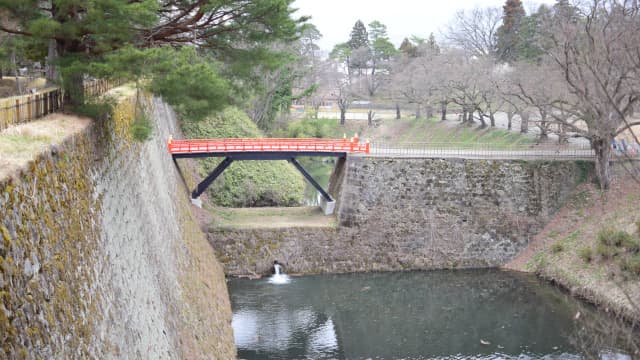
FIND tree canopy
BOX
[0,0,307,113]
[496,0,526,62]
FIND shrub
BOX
[620,235,640,254]
[596,241,618,260]
[619,254,640,276]
[579,247,593,263]
[287,119,332,138]
[75,96,116,120]
[597,228,632,247]
[551,242,564,253]
[131,112,152,142]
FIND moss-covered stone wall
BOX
[0,93,235,358]
[1,128,103,358]
[210,158,588,276]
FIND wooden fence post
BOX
[27,96,32,121]
[15,99,20,124]
[44,93,48,116]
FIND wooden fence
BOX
[83,78,126,98]
[0,78,126,131]
[0,88,62,131]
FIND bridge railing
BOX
[368,141,596,159]
[168,137,370,154]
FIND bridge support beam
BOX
[183,154,338,214]
[288,158,334,203]
[192,157,234,200]
[288,158,337,215]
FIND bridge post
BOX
[192,157,234,200]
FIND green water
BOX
[228,269,632,359]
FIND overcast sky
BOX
[293,0,557,51]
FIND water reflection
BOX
[228,269,631,359]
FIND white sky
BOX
[293,0,557,51]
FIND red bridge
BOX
[168,136,368,208]
[168,137,370,155]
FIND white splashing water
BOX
[268,264,291,284]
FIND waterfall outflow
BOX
[268,264,291,284]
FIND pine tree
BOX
[496,0,526,62]
[553,0,579,22]
[426,33,440,54]
[399,38,418,58]
[0,0,305,108]
[369,21,396,62]
[348,20,369,50]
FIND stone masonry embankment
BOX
[210,157,586,275]
[1,94,235,358]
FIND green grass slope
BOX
[280,117,535,149]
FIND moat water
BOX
[228,269,632,359]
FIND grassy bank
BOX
[507,168,640,323]
[280,116,535,149]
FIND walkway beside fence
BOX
[0,88,62,131]
[0,78,125,131]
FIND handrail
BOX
[368,141,596,159]
[168,137,370,154]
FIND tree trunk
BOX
[11,49,22,95]
[539,113,548,140]
[426,105,433,119]
[340,108,346,125]
[415,104,421,120]
[441,101,447,121]
[46,39,59,81]
[519,111,529,134]
[462,108,468,123]
[507,111,514,130]
[558,124,568,144]
[478,110,487,128]
[592,137,612,189]
[464,108,474,125]
[395,103,401,119]
[489,112,496,127]
[367,109,374,127]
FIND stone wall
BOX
[0,94,235,358]
[210,157,586,275]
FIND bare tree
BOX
[391,48,446,121]
[537,0,640,188]
[498,73,532,134]
[324,60,353,126]
[443,51,488,126]
[443,7,502,57]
